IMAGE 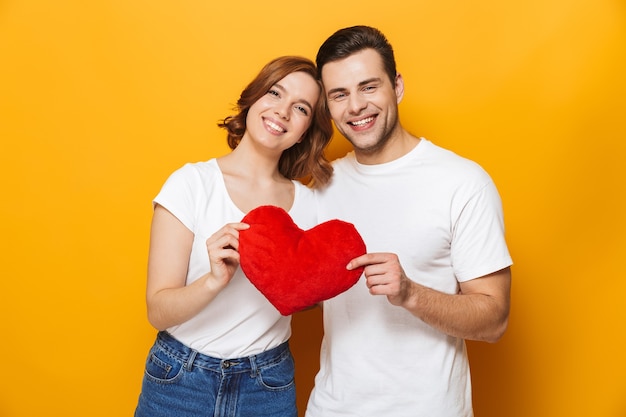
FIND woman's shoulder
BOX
[177,158,219,175]
[292,180,315,200]
[166,158,221,184]
[290,181,317,229]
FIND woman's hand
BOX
[205,222,250,291]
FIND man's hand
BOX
[347,252,415,306]
[348,252,511,342]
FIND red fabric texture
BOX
[239,205,366,315]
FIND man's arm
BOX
[348,253,511,343]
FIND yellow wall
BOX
[1,0,624,416]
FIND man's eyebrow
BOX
[326,77,383,96]
[274,83,313,110]
[358,77,383,87]
[325,86,347,96]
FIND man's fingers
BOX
[347,253,380,270]
[347,252,398,270]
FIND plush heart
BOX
[239,205,366,315]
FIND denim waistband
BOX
[155,331,291,373]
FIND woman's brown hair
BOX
[218,56,333,187]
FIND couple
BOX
[135,25,513,417]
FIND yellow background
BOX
[1,0,625,416]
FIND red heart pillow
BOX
[239,205,366,315]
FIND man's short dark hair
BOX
[316,25,397,84]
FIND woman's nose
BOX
[275,103,290,120]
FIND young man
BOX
[306,26,513,417]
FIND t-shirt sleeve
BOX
[451,178,513,281]
[153,164,199,232]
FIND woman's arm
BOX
[145,205,247,330]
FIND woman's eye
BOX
[268,89,280,97]
[295,105,309,115]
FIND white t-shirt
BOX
[154,158,317,358]
[306,139,513,417]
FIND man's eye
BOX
[331,93,346,101]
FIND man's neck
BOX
[354,129,421,165]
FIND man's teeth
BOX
[266,120,285,133]
[350,117,374,126]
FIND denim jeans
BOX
[134,331,297,417]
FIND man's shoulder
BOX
[331,151,356,166]
[423,140,489,178]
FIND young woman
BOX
[134,56,333,417]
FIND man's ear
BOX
[395,73,405,104]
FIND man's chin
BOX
[346,136,386,155]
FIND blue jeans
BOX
[134,331,297,417]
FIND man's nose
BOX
[347,94,367,114]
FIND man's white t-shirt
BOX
[306,139,512,417]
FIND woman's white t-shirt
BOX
[154,159,317,358]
